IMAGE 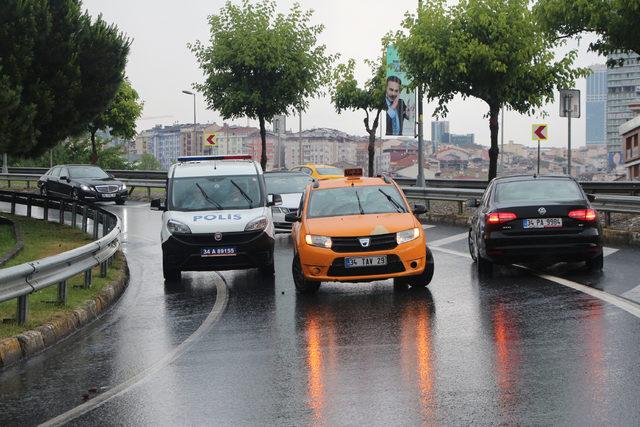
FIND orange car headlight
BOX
[305,234,332,248]
[396,227,420,245]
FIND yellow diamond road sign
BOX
[204,132,217,147]
[532,124,548,141]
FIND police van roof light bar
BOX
[177,155,252,162]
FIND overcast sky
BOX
[83,0,605,149]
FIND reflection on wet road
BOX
[0,202,639,425]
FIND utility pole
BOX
[499,107,504,175]
[416,0,425,187]
[182,90,197,155]
[2,153,8,174]
[566,95,572,176]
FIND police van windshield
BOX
[171,175,262,211]
[307,185,408,218]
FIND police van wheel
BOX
[259,262,275,276]
[163,257,181,282]
[292,255,320,294]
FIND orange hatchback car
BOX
[286,169,434,293]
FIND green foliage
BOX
[134,153,162,171]
[10,134,131,170]
[189,0,334,169]
[534,0,640,59]
[395,0,586,180]
[0,0,130,158]
[88,78,143,163]
[330,56,386,176]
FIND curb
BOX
[0,216,24,266]
[0,253,130,370]
[420,213,640,247]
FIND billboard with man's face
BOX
[385,45,416,137]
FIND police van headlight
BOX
[305,234,332,249]
[167,219,192,234]
[396,228,420,244]
[245,216,268,231]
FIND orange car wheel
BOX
[292,254,320,294]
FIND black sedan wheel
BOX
[115,198,126,205]
[71,188,80,201]
[468,229,477,262]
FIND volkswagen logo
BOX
[358,237,371,248]
[538,207,547,216]
[214,232,222,241]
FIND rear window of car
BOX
[494,179,583,203]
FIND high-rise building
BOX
[449,133,475,147]
[430,121,450,150]
[586,64,607,145]
[607,53,640,157]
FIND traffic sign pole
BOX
[537,140,540,175]
[567,97,572,176]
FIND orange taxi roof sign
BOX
[344,168,363,178]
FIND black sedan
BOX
[467,175,603,275]
[38,164,128,205]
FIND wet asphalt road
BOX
[1,201,640,425]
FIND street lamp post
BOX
[416,0,425,187]
[182,90,197,154]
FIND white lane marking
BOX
[622,284,640,302]
[429,232,469,247]
[430,246,640,320]
[421,224,436,229]
[40,274,230,427]
[604,247,619,257]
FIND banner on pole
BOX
[384,46,416,138]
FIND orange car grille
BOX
[331,233,397,253]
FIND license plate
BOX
[201,247,236,257]
[523,218,562,229]
[345,255,387,268]
[101,193,116,198]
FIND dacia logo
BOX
[359,237,371,248]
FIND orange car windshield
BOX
[307,185,407,218]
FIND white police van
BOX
[151,155,282,281]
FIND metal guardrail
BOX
[399,185,640,226]
[0,190,121,324]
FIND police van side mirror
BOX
[267,194,282,207]
[150,198,166,211]
[285,212,300,222]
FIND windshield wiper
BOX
[230,179,253,208]
[378,188,406,213]
[354,189,365,215]
[195,183,223,209]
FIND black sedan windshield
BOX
[68,166,110,179]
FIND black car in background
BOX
[37,164,128,205]
[467,175,603,275]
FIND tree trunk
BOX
[488,104,500,181]
[90,128,98,165]
[258,115,267,171]
[368,131,375,177]
[366,109,382,177]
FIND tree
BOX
[0,0,130,158]
[534,0,640,60]
[395,0,586,180]
[331,57,386,177]
[135,153,161,171]
[190,0,334,170]
[88,78,143,164]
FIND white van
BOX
[151,155,281,281]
